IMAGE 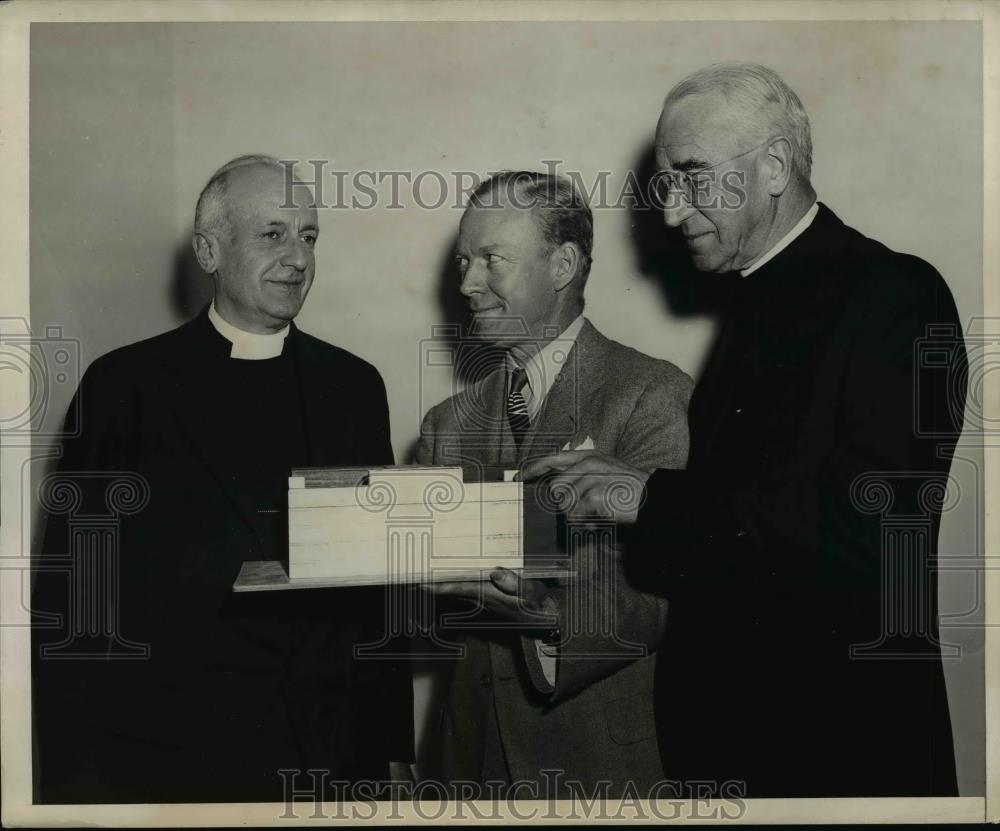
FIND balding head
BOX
[191,155,319,333]
[195,155,289,241]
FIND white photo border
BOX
[0,0,995,826]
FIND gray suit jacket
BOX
[415,319,692,795]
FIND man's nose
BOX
[281,238,312,271]
[458,262,486,297]
[662,192,697,229]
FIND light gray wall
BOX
[30,21,985,793]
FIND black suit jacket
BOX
[33,308,413,803]
[632,204,965,797]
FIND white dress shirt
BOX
[506,313,586,688]
[506,313,586,418]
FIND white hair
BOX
[664,62,813,181]
[193,154,286,238]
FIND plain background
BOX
[29,21,985,794]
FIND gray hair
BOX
[664,63,813,181]
[193,154,285,238]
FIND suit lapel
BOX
[459,368,512,469]
[522,319,607,462]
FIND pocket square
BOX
[561,435,595,452]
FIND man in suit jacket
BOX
[416,171,692,797]
[32,155,413,803]
[524,63,966,797]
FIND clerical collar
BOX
[740,201,819,277]
[208,302,290,360]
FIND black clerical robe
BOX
[33,307,413,803]
[633,203,965,797]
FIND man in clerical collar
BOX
[525,63,966,797]
[192,155,316,357]
[416,171,692,797]
[32,155,413,804]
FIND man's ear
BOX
[763,136,793,197]
[192,231,220,275]
[550,242,581,293]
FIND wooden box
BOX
[277,464,564,587]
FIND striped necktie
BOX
[506,367,531,448]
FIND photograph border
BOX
[0,0,995,826]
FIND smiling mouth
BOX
[684,231,713,242]
[471,306,503,314]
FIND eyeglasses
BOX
[654,135,782,206]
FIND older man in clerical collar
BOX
[33,154,413,804]
[526,62,965,798]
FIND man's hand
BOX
[519,450,651,525]
[430,568,559,628]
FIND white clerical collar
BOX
[208,301,290,360]
[740,201,819,277]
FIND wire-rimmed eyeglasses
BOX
[653,135,782,207]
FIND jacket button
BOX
[480,675,491,688]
